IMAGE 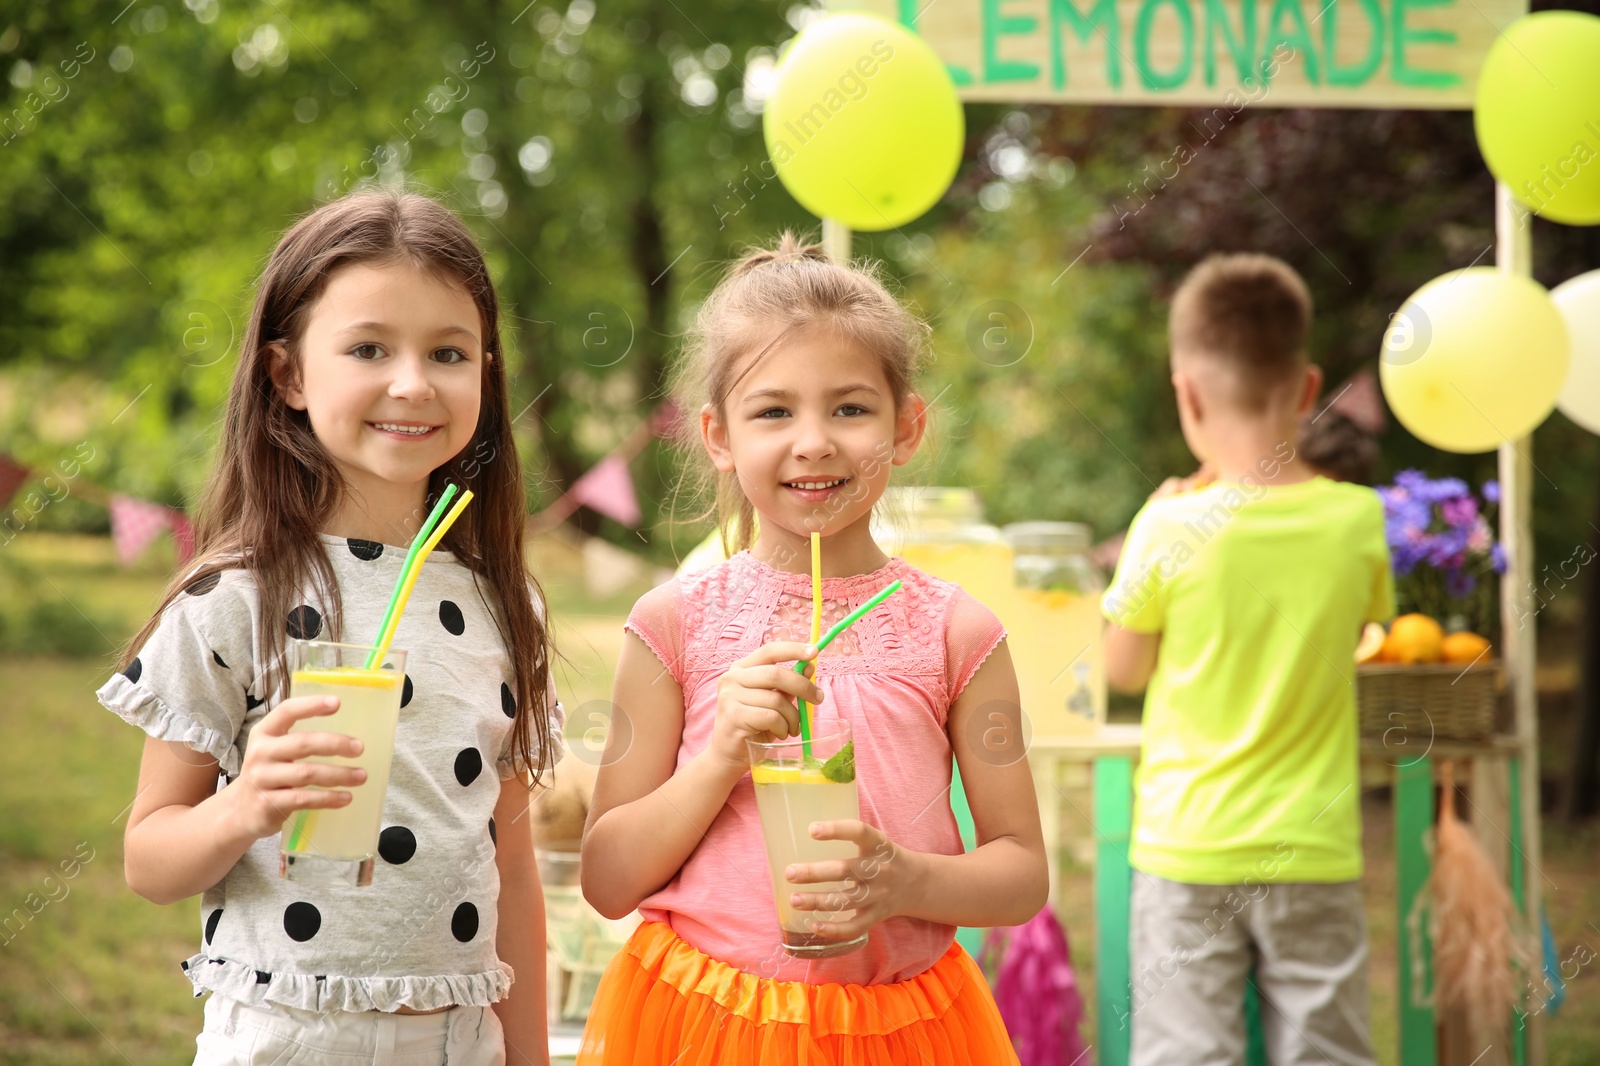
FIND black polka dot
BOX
[451,902,479,943]
[500,683,516,719]
[346,538,384,561]
[401,675,414,708]
[439,600,465,636]
[286,605,322,640]
[454,748,483,787]
[211,650,228,669]
[378,826,417,865]
[184,572,221,596]
[205,909,223,945]
[255,970,271,984]
[180,960,189,971]
[488,818,497,846]
[283,902,321,942]
[123,658,142,683]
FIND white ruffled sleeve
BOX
[96,571,260,776]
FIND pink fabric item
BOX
[624,550,1007,987]
[984,908,1089,1066]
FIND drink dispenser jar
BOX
[1002,522,1107,737]
[875,487,1012,603]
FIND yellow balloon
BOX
[1379,268,1568,454]
[763,13,963,231]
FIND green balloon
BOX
[762,14,963,232]
[1474,11,1600,226]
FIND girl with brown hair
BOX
[98,191,561,1065]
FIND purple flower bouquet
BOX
[1377,470,1504,638]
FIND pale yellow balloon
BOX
[1552,270,1600,437]
[1379,268,1569,454]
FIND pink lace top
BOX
[623,550,1007,986]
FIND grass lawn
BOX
[1,533,1596,1063]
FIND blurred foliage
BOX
[0,0,1595,577]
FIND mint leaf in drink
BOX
[820,741,855,784]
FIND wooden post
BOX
[1472,755,1515,1066]
[1495,181,1546,1066]
[823,217,851,264]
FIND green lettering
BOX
[1325,0,1384,86]
[984,0,1042,83]
[1050,0,1122,88]
[1261,0,1319,85]
[899,0,974,84]
[1204,0,1256,87]
[1135,0,1195,90]
[1392,0,1460,88]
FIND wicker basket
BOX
[1356,662,1500,741]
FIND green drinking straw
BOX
[286,485,463,852]
[793,578,903,756]
[362,484,458,668]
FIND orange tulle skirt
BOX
[576,922,1019,1065]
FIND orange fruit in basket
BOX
[1385,613,1445,664]
[1441,630,1492,664]
[1356,622,1388,664]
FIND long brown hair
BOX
[121,191,554,785]
[668,231,930,554]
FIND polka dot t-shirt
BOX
[96,534,564,1013]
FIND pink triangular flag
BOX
[169,511,196,566]
[110,495,174,566]
[569,454,641,527]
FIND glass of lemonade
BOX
[279,640,407,888]
[747,718,867,959]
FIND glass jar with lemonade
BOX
[1002,521,1107,738]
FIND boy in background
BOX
[1102,254,1395,1066]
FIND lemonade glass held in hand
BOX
[747,718,866,959]
[279,640,407,887]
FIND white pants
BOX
[195,994,506,1066]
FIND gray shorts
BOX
[1129,874,1375,1066]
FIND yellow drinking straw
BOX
[799,532,823,756]
[809,532,823,646]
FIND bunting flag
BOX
[169,511,196,566]
[0,453,29,512]
[1325,368,1387,433]
[110,495,184,566]
[568,454,641,527]
[649,397,686,439]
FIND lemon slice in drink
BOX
[750,762,832,785]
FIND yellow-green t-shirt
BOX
[1101,476,1395,884]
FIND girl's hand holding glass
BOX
[784,819,920,941]
[225,695,366,841]
[708,640,823,773]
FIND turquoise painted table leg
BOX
[1095,756,1133,1066]
[949,760,985,962]
[1245,976,1268,1066]
[1397,757,1436,1066]
[1510,756,1528,1066]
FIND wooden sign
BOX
[839,0,1527,108]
